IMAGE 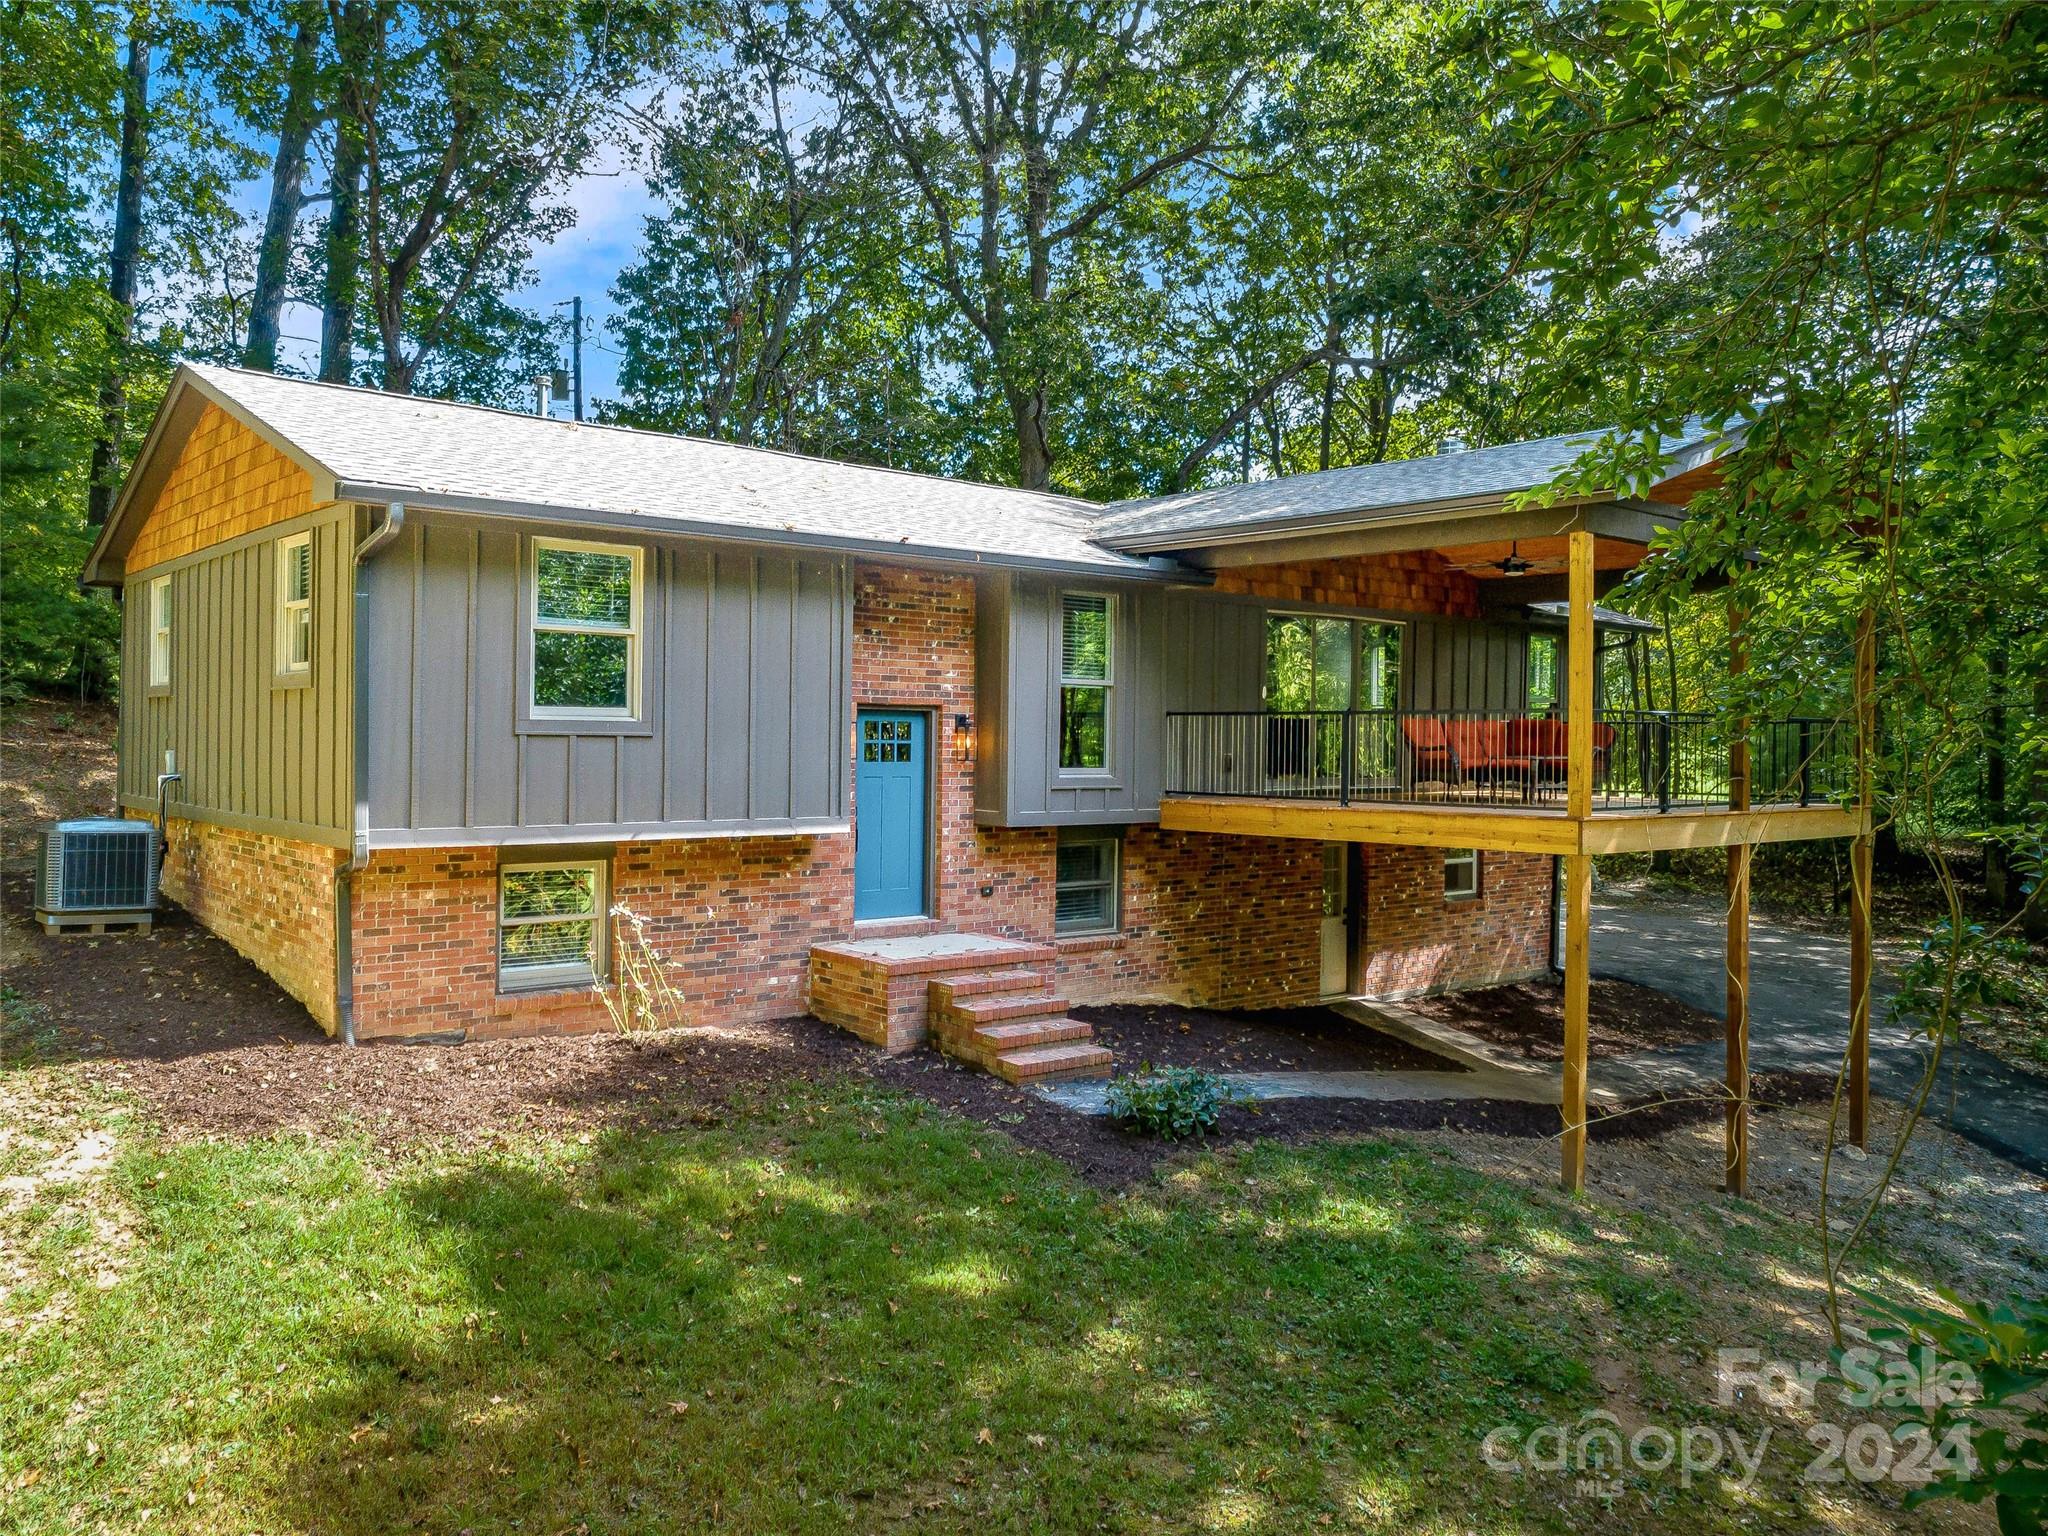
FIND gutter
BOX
[334,502,407,1046]
[1096,489,1609,556]
[327,481,1203,586]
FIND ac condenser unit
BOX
[33,818,159,935]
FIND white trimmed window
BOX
[147,576,172,688]
[531,538,641,718]
[498,861,606,990]
[276,532,313,676]
[1058,592,1112,771]
[1054,828,1120,935]
[1444,848,1481,900]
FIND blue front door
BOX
[855,710,928,920]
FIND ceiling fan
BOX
[1446,540,1568,577]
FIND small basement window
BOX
[1059,591,1112,771]
[1054,828,1120,935]
[148,576,172,689]
[1444,848,1481,901]
[498,861,606,991]
[276,532,313,676]
[532,538,641,718]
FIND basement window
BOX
[147,576,172,690]
[498,861,607,992]
[1054,829,1120,935]
[531,538,641,718]
[276,532,313,678]
[1058,592,1112,771]
[1444,848,1481,901]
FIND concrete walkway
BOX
[1590,895,2048,1176]
[1038,1065,1556,1115]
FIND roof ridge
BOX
[187,363,1106,513]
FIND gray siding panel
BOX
[116,506,354,846]
[364,512,852,843]
[978,577,1539,827]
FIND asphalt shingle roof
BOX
[1091,432,1618,544]
[182,364,1160,576]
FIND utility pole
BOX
[556,296,584,421]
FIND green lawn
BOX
[0,1071,1941,1533]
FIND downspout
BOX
[334,502,406,1046]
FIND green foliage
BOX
[1103,1066,1238,1140]
[1887,921,2033,1040]
[1854,1290,2048,1532]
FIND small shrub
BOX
[1104,1066,1238,1140]
[592,904,690,1035]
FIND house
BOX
[82,365,1872,1188]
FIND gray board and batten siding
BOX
[973,570,1542,827]
[118,503,356,848]
[358,512,854,847]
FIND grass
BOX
[0,1074,1948,1534]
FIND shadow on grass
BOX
[13,1082,1854,1533]
[244,1102,1641,1533]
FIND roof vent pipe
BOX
[534,374,552,417]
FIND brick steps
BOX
[987,1041,1113,1084]
[808,931,1112,1083]
[928,965,1112,1085]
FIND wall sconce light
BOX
[953,712,974,764]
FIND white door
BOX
[1320,843,1350,996]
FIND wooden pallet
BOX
[36,908,153,937]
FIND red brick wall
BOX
[1356,845,1554,998]
[1213,552,1483,620]
[146,814,345,1032]
[347,834,852,1040]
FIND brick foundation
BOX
[1357,845,1554,998]
[347,834,853,1041]
[146,814,346,1032]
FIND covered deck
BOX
[1138,513,1879,1198]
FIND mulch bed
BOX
[1069,1001,1458,1074]
[1403,976,1727,1061]
[3,874,1825,1188]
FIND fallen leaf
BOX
[975,1427,994,1446]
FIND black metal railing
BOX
[1163,708,1853,814]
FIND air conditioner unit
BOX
[33,818,159,935]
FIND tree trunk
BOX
[243,9,321,371]
[1984,642,2013,909]
[1011,386,1053,491]
[319,0,371,384]
[87,7,150,529]
[2028,670,2048,941]
[1318,359,1335,471]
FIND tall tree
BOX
[85,3,150,529]
[780,0,1267,489]
[342,0,656,394]
[242,3,323,369]
[318,0,373,383]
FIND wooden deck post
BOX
[1561,529,1595,1192]
[1848,605,1876,1148]
[1567,531,1595,822]
[1562,851,1591,1193]
[1726,604,1751,1196]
